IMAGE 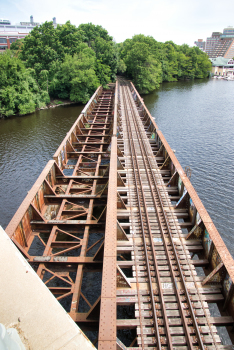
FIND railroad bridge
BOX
[5,78,234,349]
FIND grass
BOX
[53,100,64,105]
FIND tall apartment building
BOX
[0,16,57,51]
[211,38,234,59]
[222,27,234,39]
[205,32,222,57]
[195,27,234,59]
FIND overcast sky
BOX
[1,0,233,46]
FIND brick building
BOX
[0,16,57,51]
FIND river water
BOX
[0,79,233,256]
[143,78,234,257]
[0,104,83,229]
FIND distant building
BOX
[211,38,234,59]
[210,57,234,77]
[221,26,234,39]
[18,15,40,28]
[0,31,26,51]
[194,39,206,51]
[0,19,11,25]
[0,16,59,51]
[53,17,57,27]
[199,27,234,59]
[205,32,222,57]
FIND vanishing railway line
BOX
[118,79,219,349]
[5,79,234,350]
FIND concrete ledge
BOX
[0,226,95,350]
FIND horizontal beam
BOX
[56,176,109,179]
[210,316,234,326]
[31,220,105,225]
[192,259,209,267]
[44,195,107,199]
[73,142,110,145]
[30,256,103,264]
[67,152,108,155]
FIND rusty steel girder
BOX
[6,86,117,347]
[5,78,234,349]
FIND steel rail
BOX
[124,132,145,348]
[120,83,170,349]
[122,83,193,349]
[122,81,207,349]
[165,181,219,349]
[118,83,145,349]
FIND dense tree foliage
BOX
[120,37,162,93]
[78,23,117,84]
[119,35,212,93]
[0,22,211,117]
[0,51,49,117]
[52,49,99,103]
[1,21,118,117]
[11,21,116,105]
[10,38,24,53]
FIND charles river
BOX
[0,78,233,257]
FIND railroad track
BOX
[118,78,220,349]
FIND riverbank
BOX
[0,82,113,119]
[0,99,82,119]
[40,99,80,110]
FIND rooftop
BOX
[210,56,234,66]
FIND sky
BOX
[1,0,233,46]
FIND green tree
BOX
[19,21,117,94]
[0,51,49,117]
[52,48,99,103]
[20,21,61,78]
[3,21,212,116]
[115,43,126,74]
[119,34,211,89]
[56,21,85,56]
[19,21,86,85]
[10,38,24,56]
[161,43,178,81]
[120,37,162,93]
[78,23,117,83]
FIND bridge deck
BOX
[5,79,234,350]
